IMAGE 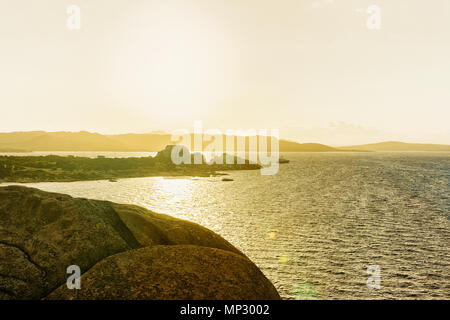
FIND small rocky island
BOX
[0,145,260,183]
[0,186,280,300]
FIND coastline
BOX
[0,146,261,183]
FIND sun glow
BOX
[149,177,199,215]
[102,3,238,120]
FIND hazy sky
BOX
[1,0,450,145]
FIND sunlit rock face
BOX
[0,186,280,300]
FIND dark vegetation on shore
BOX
[0,146,261,183]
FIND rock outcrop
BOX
[0,186,280,300]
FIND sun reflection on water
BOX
[140,177,201,220]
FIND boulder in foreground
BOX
[48,245,279,300]
[0,186,280,300]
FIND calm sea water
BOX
[2,152,449,299]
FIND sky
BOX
[1,0,450,145]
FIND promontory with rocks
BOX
[0,145,261,183]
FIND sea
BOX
[1,151,449,299]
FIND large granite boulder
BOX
[47,245,280,300]
[0,186,280,300]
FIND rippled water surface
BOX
[3,152,449,299]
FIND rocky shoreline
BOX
[0,146,261,183]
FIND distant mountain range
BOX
[0,131,342,153]
[0,131,169,152]
[339,141,450,152]
[0,132,448,153]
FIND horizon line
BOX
[0,130,449,148]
